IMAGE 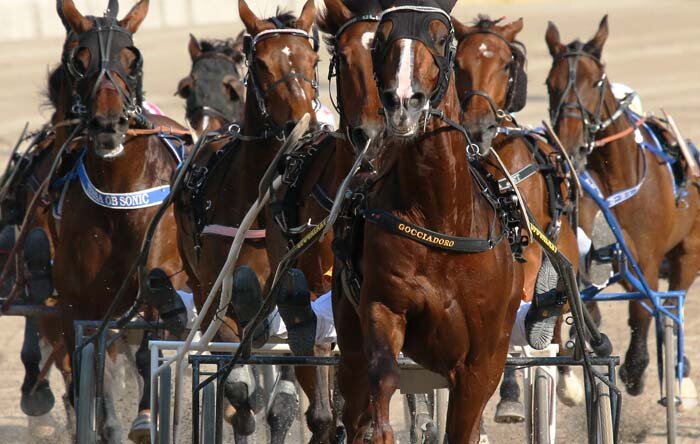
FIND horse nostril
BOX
[349,127,369,149]
[409,92,426,110]
[381,91,400,111]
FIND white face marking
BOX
[201,115,210,131]
[282,46,292,56]
[361,32,375,50]
[478,42,494,58]
[396,39,414,100]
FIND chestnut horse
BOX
[452,16,583,420]
[176,33,246,135]
[546,17,699,400]
[51,0,190,441]
[332,2,523,443]
[173,1,339,442]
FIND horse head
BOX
[177,33,246,135]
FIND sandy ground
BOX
[0,0,699,442]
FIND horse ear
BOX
[118,0,149,34]
[320,0,353,34]
[545,21,564,57]
[585,15,608,58]
[452,17,472,41]
[238,0,272,35]
[501,18,524,42]
[188,34,202,61]
[56,0,72,32]
[223,74,246,102]
[296,0,316,33]
[176,76,193,98]
[61,0,92,34]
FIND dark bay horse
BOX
[51,0,191,441]
[452,15,583,419]
[546,16,699,402]
[173,1,334,441]
[333,2,524,442]
[177,33,246,135]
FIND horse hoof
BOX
[494,399,525,423]
[619,363,645,396]
[268,390,298,443]
[24,227,53,303]
[232,266,269,348]
[679,377,698,412]
[20,380,55,417]
[225,366,256,407]
[335,425,347,444]
[557,371,584,407]
[232,409,256,436]
[127,412,151,444]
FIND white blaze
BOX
[361,32,375,50]
[478,43,494,58]
[396,39,414,100]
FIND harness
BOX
[243,22,321,135]
[63,14,144,122]
[549,47,683,207]
[458,28,528,116]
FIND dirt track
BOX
[0,0,699,442]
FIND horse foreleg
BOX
[99,348,124,444]
[268,365,300,444]
[123,328,155,444]
[365,302,405,444]
[20,316,56,416]
[619,262,659,396]
[295,345,334,444]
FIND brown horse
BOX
[332,2,523,442]
[546,16,699,402]
[173,1,335,442]
[452,15,583,420]
[51,0,190,441]
[176,33,246,135]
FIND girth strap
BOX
[362,208,494,253]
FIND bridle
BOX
[243,21,321,134]
[373,5,457,111]
[548,48,637,162]
[63,14,144,124]
[327,14,380,121]
[186,52,244,124]
[458,28,527,121]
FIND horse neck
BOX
[386,82,482,234]
[587,87,643,194]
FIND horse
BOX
[50,0,191,441]
[545,16,699,404]
[176,32,246,136]
[173,1,337,442]
[452,15,583,422]
[331,2,524,442]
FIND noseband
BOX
[63,15,144,122]
[187,52,244,124]
[458,29,527,119]
[243,22,321,132]
[373,5,456,110]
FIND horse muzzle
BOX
[89,115,129,159]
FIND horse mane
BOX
[199,33,245,59]
[266,8,299,27]
[472,14,503,30]
[42,65,65,112]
